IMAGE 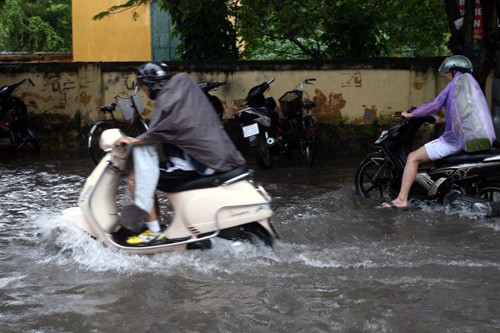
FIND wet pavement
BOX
[1,149,499,332]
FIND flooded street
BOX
[1,150,499,333]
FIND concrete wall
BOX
[0,59,494,152]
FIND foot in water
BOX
[380,200,408,210]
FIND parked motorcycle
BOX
[236,78,285,169]
[355,111,500,216]
[61,129,278,254]
[0,78,40,153]
[198,80,227,120]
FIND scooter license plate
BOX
[242,123,259,138]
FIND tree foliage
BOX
[0,0,71,52]
[238,0,449,59]
[97,0,450,60]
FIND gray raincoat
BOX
[122,73,246,231]
[138,73,246,171]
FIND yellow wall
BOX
[2,64,493,125]
[72,0,152,61]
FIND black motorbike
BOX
[198,80,227,120]
[236,78,285,169]
[355,111,500,216]
[0,78,40,153]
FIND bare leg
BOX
[382,145,431,208]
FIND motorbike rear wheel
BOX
[253,134,272,169]
[355,152,397,200]
[218,222,274,247]
[477,181,500,202]
[26,138,40,154]
[25,127,40,154]
[88,122,113,164]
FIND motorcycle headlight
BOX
[375,130,388,144]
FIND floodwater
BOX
[1,149,499,333]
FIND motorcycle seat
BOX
[434,149,500,167]
[165,165,251,193]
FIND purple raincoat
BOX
[411,72,496,152]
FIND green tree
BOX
[95,0,499,89]
[238,0,449,60]
[0,0,71,52]
[98,0,449,60]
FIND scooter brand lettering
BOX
[229,209,250,217]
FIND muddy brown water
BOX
[1,150,499,332]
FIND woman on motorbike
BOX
[382,55,496,209]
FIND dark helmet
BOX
[438,55,473,74]
[136,62,170,99]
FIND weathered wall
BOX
[0,59,494,152]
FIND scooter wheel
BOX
[253,134,272,169]
[24,137,40,154]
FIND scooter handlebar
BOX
[393,111,436,124]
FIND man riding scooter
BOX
[114,62,246,245]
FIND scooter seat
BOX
[434,149,500,168]
[165,165,251,193]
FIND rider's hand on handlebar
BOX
[434,115,445,124]
[114,136,149,147]
[114,136,133,147]
[400,111,415,119]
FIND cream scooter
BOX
[61,129,278,255]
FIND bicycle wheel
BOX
[88,122,113,164]
[303,117,316,166]
[304,141,315,166]
[125,118,148,137]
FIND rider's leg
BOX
[126,171,161,232]
[383,145,430,208]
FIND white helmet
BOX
[438,55,473,73]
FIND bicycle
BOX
[88,85,148,164]
[278,78,317,166]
